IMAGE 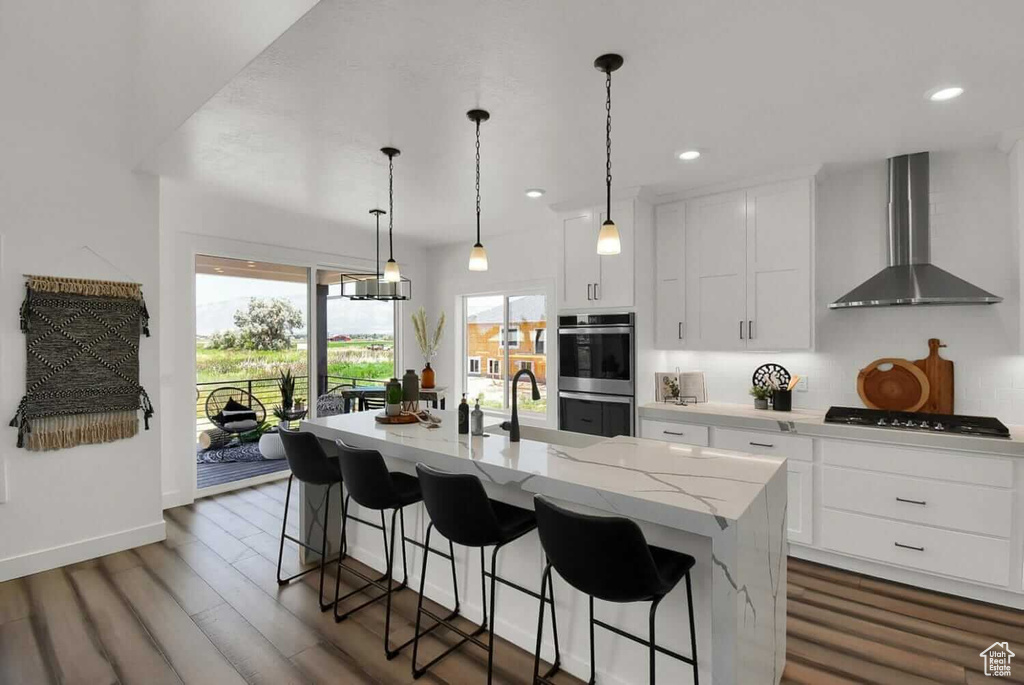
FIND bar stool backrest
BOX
[534,495,665,603]
[278,427,340,485]
[336,443,399,510]
[415,463,504,547]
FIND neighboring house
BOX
[980,642,1015,677]
[329,334,352,342]
[466,298,547,383]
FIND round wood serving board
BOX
[374,412,419,425]
[857,358,931,412]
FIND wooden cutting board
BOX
[857,358,930,412]
[914,338,954,414]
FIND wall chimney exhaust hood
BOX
[829,152,1002,309]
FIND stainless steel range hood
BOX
[829,152,1002,309]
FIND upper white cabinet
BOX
[655,178,814,350]
[560,200,635,310]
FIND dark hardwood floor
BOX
[2,482,1022,684]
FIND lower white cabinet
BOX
[639,419,709,446]
[819,508,1010,587]
[786,460,813,545]
[714,427,813,461]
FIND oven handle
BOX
[558,326,634,335]
[558,391,634,404]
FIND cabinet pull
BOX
[894,542,924,552]
[748,320,754,339]
[663,430,685,436]
[678,322,683,339]
[587,284,592,301]
[749,441,774,448]
[594,283,600,300]
[896,497,927,506]
[581,418,594,423]
[739,321,744,340]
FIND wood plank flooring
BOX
[1,482,1021,684]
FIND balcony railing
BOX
[195,374,387,436]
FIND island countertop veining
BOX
[302,409,785,533]
[300,410,789,684]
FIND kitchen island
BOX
[300,411,787,684]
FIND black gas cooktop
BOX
[824,406,1011,438]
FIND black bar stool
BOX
[411,463,561,684]
[276,427,343,612]
[332,443,460,659]
[531,495,698,685]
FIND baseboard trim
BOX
[0,520,166,582]
[162,489,192,510]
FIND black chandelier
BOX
[339,207,411,300]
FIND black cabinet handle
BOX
[663,430,685,436]
[749,441,775,448]
[587,284,592,301]
[594,283,600,300]
[748,320,754,339]
[739,321,744,340]
[896,497,927,506]
[894,542,924,552]
[581,418,594,423]
[678,322,683,340]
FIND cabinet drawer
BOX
[820,509,1010,587]
[821,439,1012,487]
[713,427,812,461]
[640,419,709,447]
[823,467,1012,538]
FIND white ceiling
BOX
[144,0,1024,246]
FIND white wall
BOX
[159,179,431,507]
[0,3,164,579]
[664,148,1024,420]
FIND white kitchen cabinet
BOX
[745,180,813,349]
[655,178,813,350]
[655,202,686,348]
[787,460,813,545]
[639,418,709,446]
[560,200,635,310]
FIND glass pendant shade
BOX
[597,219,621,255]
[383,258,401,282]
[468,243,488,271]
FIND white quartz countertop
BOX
[640,401,1024,457]
[301,410,786,534]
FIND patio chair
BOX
[316,383,355,417]
[205,387,267,435]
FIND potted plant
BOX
[412,307,445,389]
[278,369,296,412]
[749,385,771,410]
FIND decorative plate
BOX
[752,363,791,391]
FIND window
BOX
[464,292,547,413]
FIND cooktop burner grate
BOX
[824,406,1010,438]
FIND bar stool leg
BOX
[411,523,433,677]
[649,595,664,685]
[479,547,488,630]
[685,571,699,685]
[588,595,596,685]
[275,475,294,586]
[384,507,400,659]
[486,545,500,685]
[398,507,410,587]
[531,562,552,684]
[316,490,331,610]
[547,565,561,673]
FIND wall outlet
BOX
[0,459,7,503]
[795,376,809,392]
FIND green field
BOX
[196,339,394,384]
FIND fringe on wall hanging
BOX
[11,275,154,450]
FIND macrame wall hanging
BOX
[10,275,154,451]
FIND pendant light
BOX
[381,147,402,282]
[594,53,624,256]
[339,207,411,300]
[467,109,490,271]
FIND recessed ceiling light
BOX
[525,188,545,198]
[928,86,964,102]
[678,150,701,161]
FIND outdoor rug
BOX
[196,441,267,464]
[11,275,153,450]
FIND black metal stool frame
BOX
[532,562,698,685]
[412,524,562,683]
[333,494,462,660]
[275,474,338,612]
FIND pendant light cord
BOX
[605,69,613,219]
[475,118,482,244]
[387,154,395,260]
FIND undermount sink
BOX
[484,423,603,449]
